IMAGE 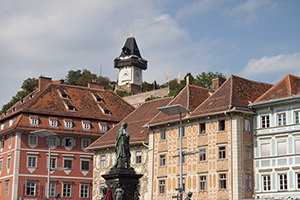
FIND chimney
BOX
[212,77,225,91]
[88,82,105,90]
[38,76,52,91]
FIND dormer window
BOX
[82,122,91,131]
[99,124,108,133]
[98,102,111,115]
[49,119,58,128]
[30,116,39,126]
[64,120,73,129]
[57,89,70,98]
[92,92,105,102]
[63,99,76,111]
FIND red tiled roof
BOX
[254,74,300,103]
[147,85,210,126]
[87,97,173,149]
[0,81,135,136]
[191,75,273,116]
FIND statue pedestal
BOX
[102,167,142,199]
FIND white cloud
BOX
[240,53,300,77]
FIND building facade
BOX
[250,74,300,199]
[0,76,134,200]
[147,75,272,200]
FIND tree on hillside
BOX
[65,69,110,87]
[194,71,226,89]
[0,78,38,114]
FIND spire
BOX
[119,37,142,58]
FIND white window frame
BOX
[82,122,91,131]
[5,180,9,197]
[261,142,270,157]
[47,157,57,170]
[81,159,90,171]
[100,155,106,168]
[63,137,76,148]
[7,157,11,172]
[27,156,37,168]
[199,175,207,191]
[219,173,227,189]
[261,115,270,128]
[159,154,166,166]
[49,119,58,128]
[8,136,12,149]
[135,151,142,164]
[262,174,271,191]
[82,139,90,150]
[80,183,89,198]
[62,182,72,198]
[0,140,3,151]
[158,179,165,194]
[296,173,300,190]
[99,123,108,133]
[277,140,287,156]
[277,112,286,126]
[46,136,59,148]
[245,119,251,131]
[278,173,288,191]
[46,181,56,197]
[199,148,206,161]
[63,158,73,170]
[64,120,73,129]
[0,159,2,173]
[245,173,252,189]
[295,139,300,154]
[99,182,105,196]
[25,180,36,196]
[30,117,39,126]
[295,110,300,124]
[28,135,38,148]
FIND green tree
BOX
[65,70,82,85]
[194,71,226,89]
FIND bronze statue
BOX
[54,193,62,200]
[184,191,193,200]
[113,122,131,168]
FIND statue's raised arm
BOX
[113,122,131,168]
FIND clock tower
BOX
[114,37,147,94]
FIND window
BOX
[64,159,73,170]
[7,157,11,171]
[245,146,251,159]
[28,135,38,147]
[262,175,271,191]
[48,157,57,170]
[64,121,73,129]
[295,139,300,154]
[82,139,90,150]
[136,151,142,164]
[99,183,105,196]
[246,174,252,189]
[159,180,165,194]
[178,178,185,191]
[8,136,12,149]
[46,137,59,147]
[277,113,286,126]
[279,174,287,190]
[219,120,225,131]
[80,183,89,198]
[30,117,39,126]
[58,89,70,98]
[49,119,58,128]
[0,159,2,172]
[26,181,36,196]
[199,123,206,134]
[63,138,75,147]
[27,156,37,168]
[160,130,166,140]
[199,176,207,191]
[277,140,287,156]
[296,173,300,190]
[100,155,106,168]
[218,146,226,159]
[81,160,90,171]
[261,115,270,128]
[99,124,108,133]
[62,182,72,197]
[159,154,166,166]
[295,110,300,124]
[261,142,270,157]
[48,181,56,197]
[245,119,251,131]
[83,122,91,131]
[0,140,3,149]
[5,180,9,197]
[219,174,226,189]
[199,148,206,161]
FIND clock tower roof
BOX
[114,37,147,70]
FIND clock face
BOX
[135,70,141,80]
[122,69,131,79]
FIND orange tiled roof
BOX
[87,97,173,149]
[0,81,135,136]
[254,74,300,103]
[191,75,273,116]
[147,84,210,126]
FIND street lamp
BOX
[157,104,190,200]
[31,129,57,200]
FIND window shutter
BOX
[22,181,26,195]
[62,138,65,147]
[46,137,49,146]
[56,138,60,146]
[72,138,76,147]
[36,182,40,196]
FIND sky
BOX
[0,0,300,108]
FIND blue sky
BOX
[0,0,299,107]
